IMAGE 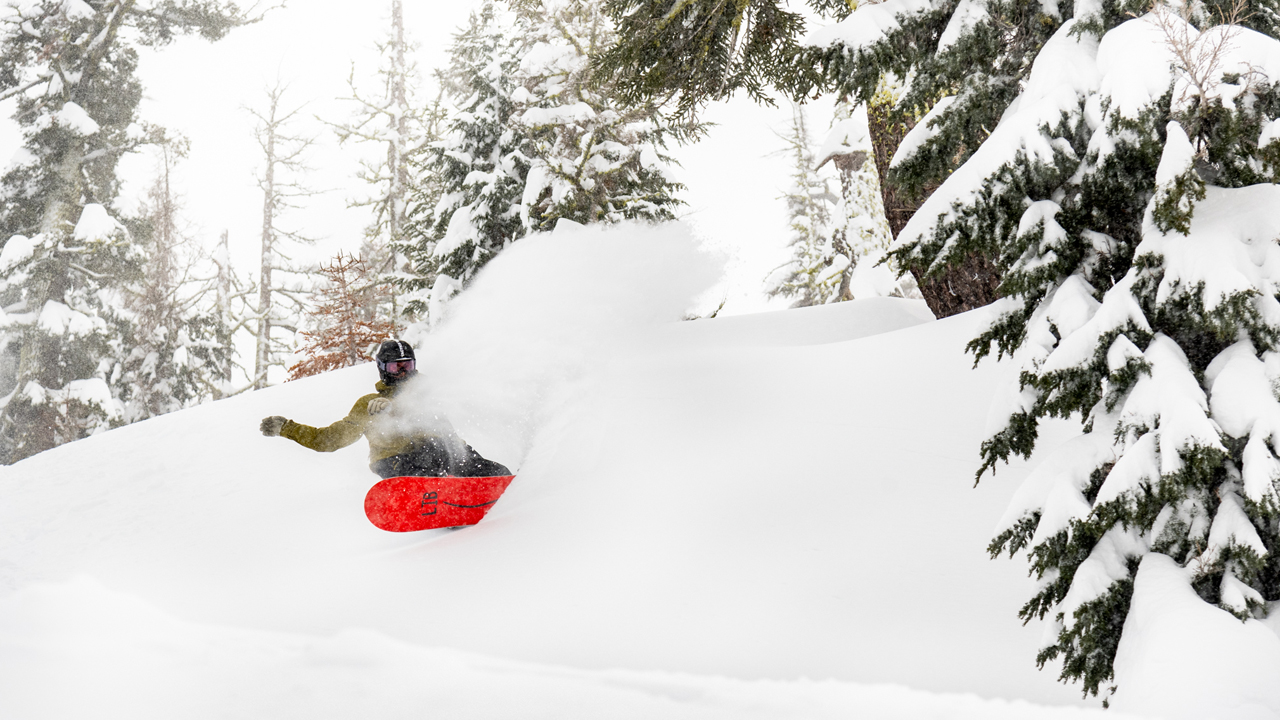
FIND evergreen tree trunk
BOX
[866,101,1000,318]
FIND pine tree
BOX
[118,140,231,420]
[591,0,838,115]
[287,252,396,381]
[402,0,527,319]
[400,0,695,323]
[821,101,904,300]
[394,85,447,319]
[809,0,1280,700]
[769,103,838,306]
[770,102,905,306]
[511,0,692,232]
[0,0,250,463]
[248,82,317,389]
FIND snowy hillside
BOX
[0,225,1274,718]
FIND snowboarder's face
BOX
[381,358,415,381]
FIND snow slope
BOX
[0,223,1248,718]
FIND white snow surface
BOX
[816,104,873,169]
[938,0,990,51]
[1113,555,1280,719]
[1138,184,1280,311]
[890,95,956,169]
[72,202,123,243]
[0,225,1274,717]
[802,0,939,52]
[54,101,99,135]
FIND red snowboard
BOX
[364,475,515,532]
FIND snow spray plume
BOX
[397,221,725,469]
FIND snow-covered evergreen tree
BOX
[769,104,838,306]
[806,0,1280,700]
[400,0,693,323]
[210,229,257,398]
[770,102,905,306]
[821,101,901,296]
[393,86,447,320]
[511,0,689,232]
[118,141,230,421]
[0,0,249,462]
[401,0,527,320]
[593,0,995,317]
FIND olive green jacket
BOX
[279,381,422,465]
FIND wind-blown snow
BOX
[397,221,724,467]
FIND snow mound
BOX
[1,576,1136,720]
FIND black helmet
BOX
[375,339,417,385]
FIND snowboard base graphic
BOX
[364,475,515,532]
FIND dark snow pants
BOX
[371,436,511,479]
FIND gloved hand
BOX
[368,398,391,416]
[260,416,287,437]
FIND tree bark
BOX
[865,102,1000,319]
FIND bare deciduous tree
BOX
[248,82,320,389]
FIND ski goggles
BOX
[380,359,415,374]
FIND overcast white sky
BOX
[1,0,830,316]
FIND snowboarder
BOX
[260,340,511,479]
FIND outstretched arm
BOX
[262,395,375,452]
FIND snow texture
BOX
[937,0,989,52]
[1111,555,1280,720]
[889,95,956,169]
[1093,17,1178,123]
[0,578,1136,720]
[37,300,105,337]
[0,234,37,270]
[802,0,939,52]
[1137,184,1280,311]
[816,104,872,169]
[55,102,99,135]
[1154,121,1195,189]
[72,203,123,243]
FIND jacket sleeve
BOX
[279,395,375,452]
